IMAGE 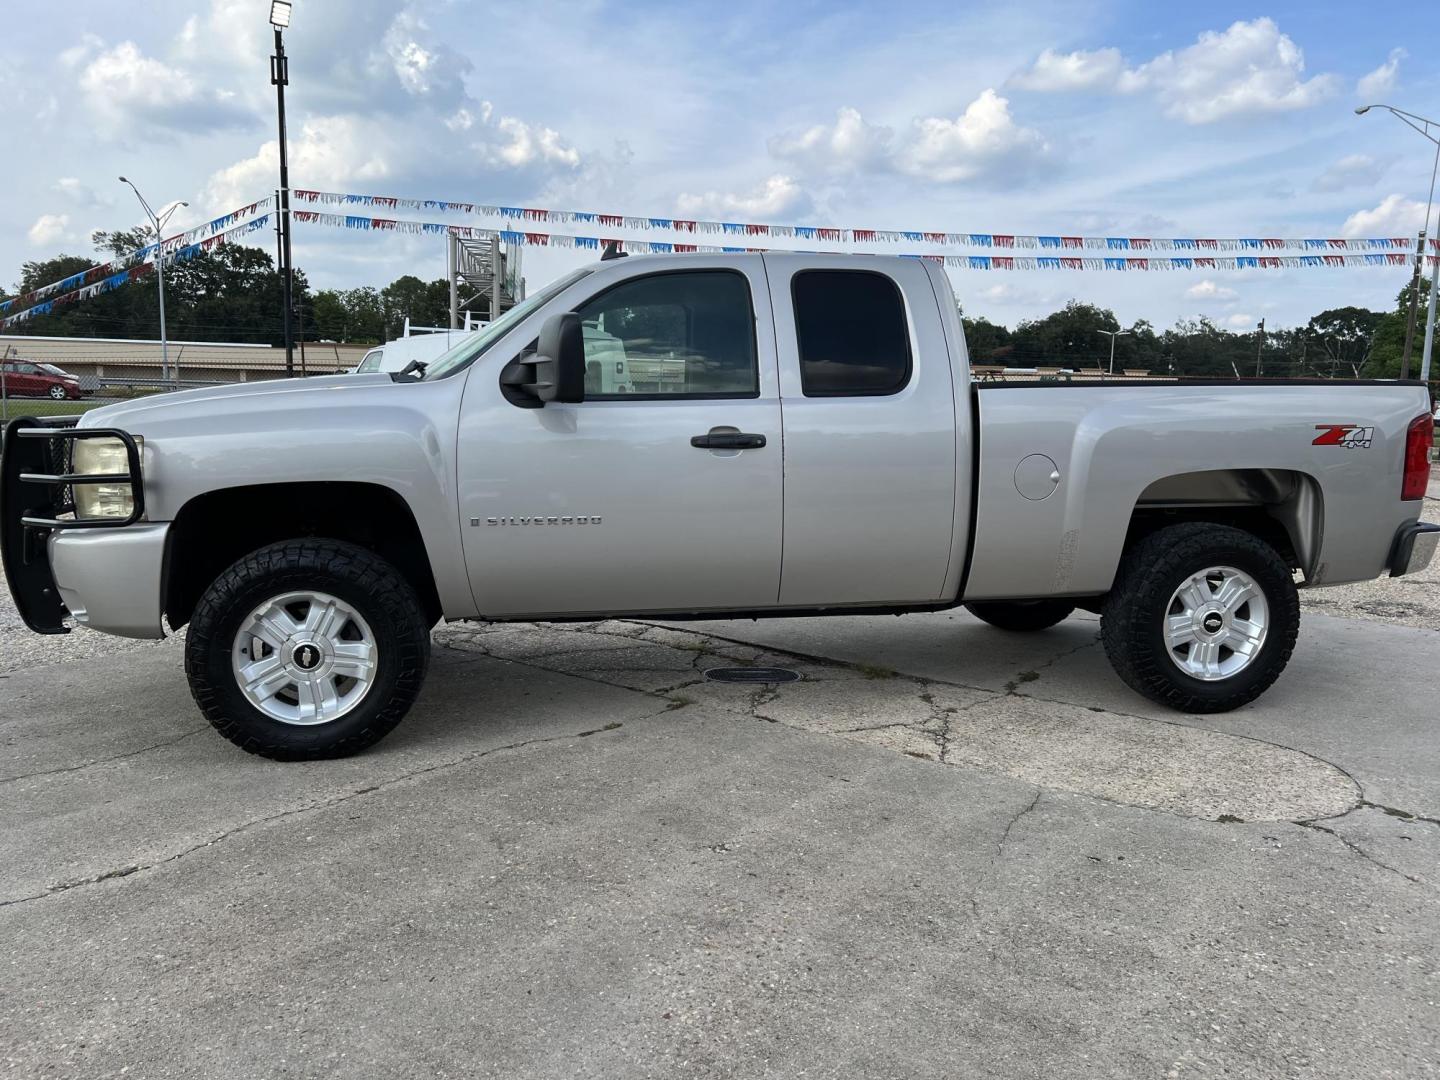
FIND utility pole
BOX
[1099,328,1131,375]
[119,178,187,383]
[1356,105,1440,381]
[1255,318,1266,377]
[270,2,296,376]
[448,232,460,330]
[1400,229,1425,381]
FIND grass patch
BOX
[0,398,110,422]
[856,662,897,680]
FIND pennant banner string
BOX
[1,215,273,330]
[293,210,1440,273]
[0,197,276,316]
[292,188,1439,256]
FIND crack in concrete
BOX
[966,788,1044,919]
[0,717,636,910]
[994,789,1044,858]
[0,727,209,785]
[619,619,1002,696]
[441,618,1391,830]
[1293,821,1425,887]
[1359,800,1440,828]
[1003,634,1102,694]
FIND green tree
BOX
[1012,300,1121,369]
[311,289,348,341]
[1366,275,1434,378]
[958,307,1012,363]
[341,287,385,342]
[16,254,95,296]
[91,227,154,259]
[1304,306,1382,377]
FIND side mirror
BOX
[536,312,585,403]
[500,312,585,407]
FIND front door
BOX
[457,259,784,617]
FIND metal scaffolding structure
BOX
[447,232,525,329]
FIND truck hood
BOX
[78,373,398,430]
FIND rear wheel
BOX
[965,600,1075,632]
[185,539,431,760]
[1101,523,1298,713]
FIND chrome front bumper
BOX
[1389,521,1440,578]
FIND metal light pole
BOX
[1255,318,1266,377]
[119,178,188,383]
[270,0,296,376]
[1099,328,1131,375]
[1356,104,1440,383]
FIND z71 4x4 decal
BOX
[1313,424,1375,448]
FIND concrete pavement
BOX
[3,594,1437,1078]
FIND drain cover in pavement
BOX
[704,666,801,684]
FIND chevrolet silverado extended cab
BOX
[3,253,1436,759]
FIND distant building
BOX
[0,334,372,384]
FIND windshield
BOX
[38,363,70,377]
[423,267,594,380]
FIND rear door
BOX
[457,257,784,616]
[765,254,959,606]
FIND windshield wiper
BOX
[392,359,429,382]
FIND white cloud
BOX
[51,177,110,208]
[1011,19,1338,124]
[898,90,1049,182]
[1008,47,1128,92]
[1185,280,1239,303]
[373,10,472,111]
[1339,194,1429,238]
[769,92,1048,185]
[1224,313,1258,330]
[768,107,894,172]
[1357,48,1405,100]
[201,104,580,216]
[489,114,581,169]
[1312,154,1394,193]
[201,117,395,211]
[28,213,72,246]
[1129,19,1339,124]
[73,39,254,135]
[676,175,810,220]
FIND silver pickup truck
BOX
[3,253,1436,759]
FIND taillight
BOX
[1402,413,1431,501]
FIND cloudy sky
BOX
[4,1,1438,337]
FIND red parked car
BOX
[0,360,85,400]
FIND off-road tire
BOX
[1101,523,1298,713]
[185,539,431,760]
[965,600,1076,632]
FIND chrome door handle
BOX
[690,432,766,450]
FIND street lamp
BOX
[1356,103,1440,383]
[1099,328,1131,375]
[270,0,296,376]
[119,177,188,383]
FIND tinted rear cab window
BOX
[792,270,911,396]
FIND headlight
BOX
[73,436,143,520]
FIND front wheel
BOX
[185,539,431,760]
[965,600,1075,632]
[1101,523,1298,713]
[48,384,67,400]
